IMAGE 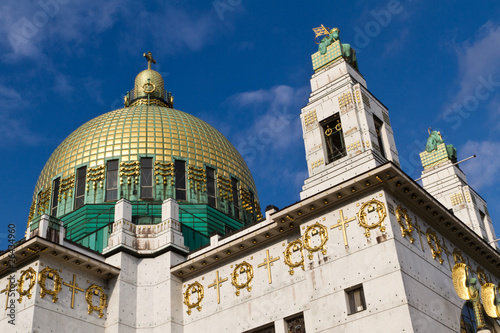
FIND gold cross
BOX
[1,278,14,310]
[143,51,156,70]
[208,271,227,304]
[258,249,280,284]
[330,209,356,249]
[412,217,425,252]
[63,274,84,309]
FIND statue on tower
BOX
[313,25,358,70]
[425,128,457,162]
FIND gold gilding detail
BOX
[481,283,500,318]
[38,267,62,303]
[453,248,465,264]
[357,199,387,238]
[452,263,473,300]
[85,284,108,318]
[426,228,444,264]
[284,239,305,275]
[230,261,254,296]
[184,281,204,315]
[17,267,36,303]
[258,249,280,284]
[59,174,75,200]
[395,205,414,243]
[450,192,464,206]
[302,222,328,259]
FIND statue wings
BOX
[452,263,472,300]
[481,283,500,318]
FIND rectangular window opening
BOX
[175,160,186,201]
[106,159,119,201]
[140,158,153,199]
[206,167,216,208]
[286,313,306,333]
[51,177,60,217]
[373,115,386,158]
[346,284,367,315]
[74,166,87,210]
[322,113,347,164]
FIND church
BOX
[1,26,500,333]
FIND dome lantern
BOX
[124,51,174,108]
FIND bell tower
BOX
[300,26,399,199]
[419,132,497,245]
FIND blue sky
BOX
[1,0,500,245]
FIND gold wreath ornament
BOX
[395,205,414,243]
[357,199,387,238]
[231,261,254,296]
[38,267,62,303]
[302,222,329,259]
[18,267,36,303]
[85,284,108,318]
[183,281,204,315]
[284,239,305,275]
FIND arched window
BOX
[460,302,500,333]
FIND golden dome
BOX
[32,104,258,215]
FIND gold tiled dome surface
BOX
[33,104,258,201]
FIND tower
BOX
[419,131,497,245]
[300,27,399,199]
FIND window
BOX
[346,285,366,314]
[51,177,60,216]
[140,158,153,199]
[322,113,346,164]
[206,167,216,208]
[231,177,240,218]
[106,160,119,201]
[373,115,386,158]
[175,160,186,201]
[286,314,305,333]
[461,302,477,333]
[74,166,87,210]
[36,191,42,216]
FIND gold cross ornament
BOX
[63,274,84,309]
[208,271,228,304]
[330,209,356,249]
[1,278,14,310]
[258,249,280,284]
[143,51,156,70]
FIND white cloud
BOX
[444,21,500,115]
[226,85,309,166]
[460,140,500,190]
[0,1,224,61]
[0,84,40,146]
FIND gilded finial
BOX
[143,51,156,70]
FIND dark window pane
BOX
[347,285,366,314]
[206,167,216,208]
[373,115,386,158]
[51,178,60,216]
[286,314,305,333]
[74,166,87,210]
[175,160,186,201]
[106,160,119,201]
[140,158,153,199]
[322,113,347,164]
